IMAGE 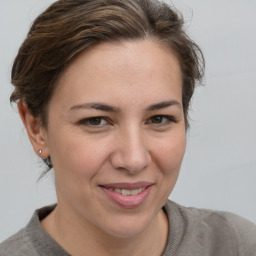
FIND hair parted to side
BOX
[10,0,204,170]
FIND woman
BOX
[1,0,255,255]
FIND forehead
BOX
[51,39,183,109]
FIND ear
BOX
[18,101,50,159]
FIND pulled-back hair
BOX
[10,0,204,168]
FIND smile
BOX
[106,187,146,196]
[100,182,153,208]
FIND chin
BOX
[102,212,156,238]
[107,225,147,238]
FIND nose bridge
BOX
[111,124,151,173]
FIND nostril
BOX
[109,133,151,173]
[110,151,151,174]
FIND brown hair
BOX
[10,0,204,168]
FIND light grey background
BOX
[0,0,255,242]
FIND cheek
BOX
[51,137,110,202]
[153,131,186,172]
[48,130,109,180]
[150,132,186,205]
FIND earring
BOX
[38,149,42,154]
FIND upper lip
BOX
[99,181,154,190]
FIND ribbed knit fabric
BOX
[0,205,69,256]
[1,200,256,255]
[162,201,256,255]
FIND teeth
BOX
[122,189,131,196]
[115,188,122,193]
[107,187,146,196]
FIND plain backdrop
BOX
[0,0,255,242]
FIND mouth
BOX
[105,187,146,196]
[99,182,153,208]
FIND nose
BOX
[110,128,152,174]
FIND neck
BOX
[41,204,169,256]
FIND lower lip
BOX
[100,186,152,209]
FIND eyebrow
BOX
[70,102,120,113]
[144,100,182,111]
[70,100,181,112]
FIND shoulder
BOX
[164,200,256,255]
[0,205,60,256]
[0,229,37,256]
[214,210,256,255]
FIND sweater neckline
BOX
[26,200,182,255]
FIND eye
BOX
[147,115,176,126]
[77,117,109,127]
[88,117,106,126]
[151,116,165,124]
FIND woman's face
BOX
[43,40,186,237]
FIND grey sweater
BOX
[1,200,256,255]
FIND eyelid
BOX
[146,115,177,125]
[77,116,110,127]
[76,114,177,129]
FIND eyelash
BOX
[146,115,177,126]
[77,116,110,127]
[77,115,177,129]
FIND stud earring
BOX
[38,149,42,154]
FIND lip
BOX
[99,182,154,209]
[100,181,153,190]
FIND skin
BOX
[19,39,186,256]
